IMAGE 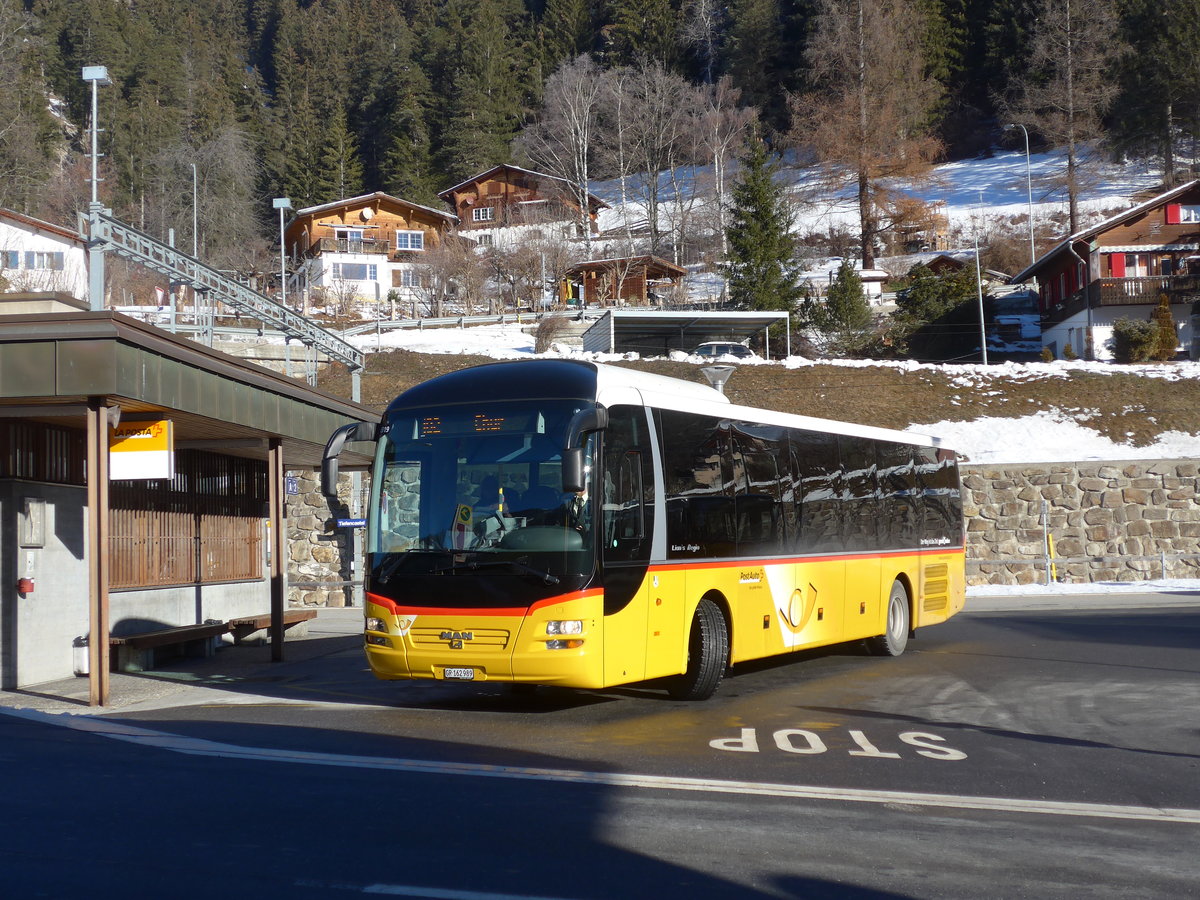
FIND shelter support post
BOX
[268,438,287,661]
[86,398,111,706]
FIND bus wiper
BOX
[429,557,560,585]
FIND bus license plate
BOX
[443,667,475,680]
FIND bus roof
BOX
[385,360,953,453]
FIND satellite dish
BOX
[361,207,375,221]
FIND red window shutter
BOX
[1166,204,1182,224]
[1110,254,1125,277]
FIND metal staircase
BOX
[82,205,363,398]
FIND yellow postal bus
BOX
[322,359,965,700]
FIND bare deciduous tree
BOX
[789,0,943,268]
[518,55,605,251]
[699,76,756,264]
[413,234,491,316]
[1004,0,1125,234]
[600,62,701,260]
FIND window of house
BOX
[1,250,18,268]
[395,231,424,251]
[400,269,420,287]
[24,251,64,270]
[334,227,367,251]
[473,207,495,222]
[476,233,494,247]
[332,262,377,281]
[1180,205,1200,223]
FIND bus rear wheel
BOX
[668,598,728,701]
[868,580,910,657]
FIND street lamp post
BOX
[975,191,988,366]
[191,163,198,257]
[273,197,292,309]
[81,66,111,311]
[1005,123,1036,266]
[81,66,111,207]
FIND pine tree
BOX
[604,0,682,69]
[823,260,873,354]
[724,0,784,125]
[1151,294,1178,361]
[541,0,593,71]
[316,106,364,201]
[435,0,528,182]
[721,137,802,314]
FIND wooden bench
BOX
[109,621,229,673]
[227,608,318,645]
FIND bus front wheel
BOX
[668,598,728,701]
[868,580,910,657]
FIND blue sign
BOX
[285,476,300,495]
[336,518,366,528]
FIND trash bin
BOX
[72,635,89,676]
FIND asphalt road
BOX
[2,595,1197,899]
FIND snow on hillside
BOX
[345,322,1200,466]
[594,145,1162,242]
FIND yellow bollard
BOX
[1047,532,1059,583]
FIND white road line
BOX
[295,879,577,900]
[6,706,1200,825]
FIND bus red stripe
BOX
[366,588,603,617]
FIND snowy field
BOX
[344,321,1200,466]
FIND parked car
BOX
[692,341,756,359]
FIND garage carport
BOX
[579,310,790,358]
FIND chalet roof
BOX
[0,207,84,245]
[294,191,457,223]
[567,255,687,278]
[438,164,610,210]
[1011,180,1200,283]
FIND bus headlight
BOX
[366,617,388,633]
[546,620,582,635]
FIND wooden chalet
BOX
[1012,181,1200,360]
[438,164,608,247]
[284,192,457,305]
[566,255,688,306]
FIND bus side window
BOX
[915,446,963,545]
[840,436,879,551]
[789,428,842,553]
[732,424,787,555]
[656,409,731,558]
[877,443,920,549]
[603,406,654,563]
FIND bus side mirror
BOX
[321,421,378,497]
[561,405,608,493]
[562,447,586,493]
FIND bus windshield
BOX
[367,398,597,608]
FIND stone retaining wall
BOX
[963,459,1200,585]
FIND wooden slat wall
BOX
[109,451,268,590]
[0,421,86,484]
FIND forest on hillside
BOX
[1,0,1197,276]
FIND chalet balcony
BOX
[305,237,390,257]
[1043,274,1200,326]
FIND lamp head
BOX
[81,65,111,86]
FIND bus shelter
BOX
[0,311,374,705]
